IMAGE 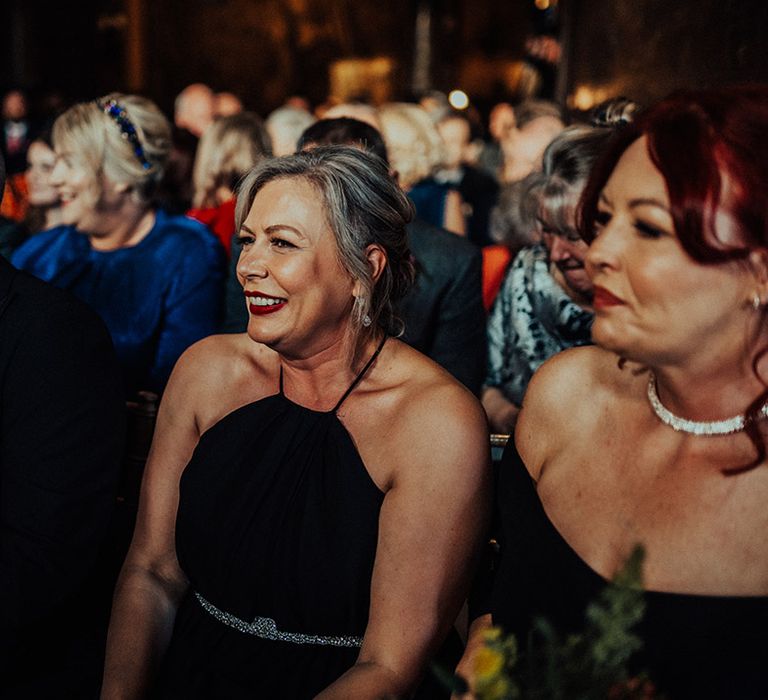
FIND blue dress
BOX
[408,178,455,230]
[11,210,225,397]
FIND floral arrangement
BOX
[439,546,658,699]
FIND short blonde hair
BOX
[378,102,445,189]
[52,92,171,204]
[192,112,272,208]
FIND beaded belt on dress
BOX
[194,592,363,648]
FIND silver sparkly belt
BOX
[194,592,363,648]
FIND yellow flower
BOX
[481,626,503,643]
[482,676,511,700]
[473,646,504,680]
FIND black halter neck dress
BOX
[154,339,387,698]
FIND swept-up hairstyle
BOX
[235,146,415,354]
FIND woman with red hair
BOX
[458,86,768,699]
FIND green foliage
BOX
[444,545,658,700]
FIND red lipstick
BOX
[592,286,624,310]
[244,291,287,315]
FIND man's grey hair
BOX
[235,146,415,353]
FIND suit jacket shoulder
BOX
[400,218,486,394]
[0,257,125,681]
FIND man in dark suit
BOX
[222,117,486,395]
[0,153,125,695]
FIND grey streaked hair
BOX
[235,145,415,352]
[490,173,544,248]
[52,92,171,204]
[514,99,565,129]
[539,125,614,235]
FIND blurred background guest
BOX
[1,88,32,176]
[0,89,34,223]
[499,99,564,184]
[188,111,272,257]
[159,83,217,214]
[477,102,515,180]
[0,126,63,259]
[322,101,382,129]
[214,90,244,118]
[12,93,225,398]
[481,172,543,311]
[379,102,467,236]
[483,126,614,433]
[436,108,499,247]
[461,85,768,700]
[265,104,316,156]
[23,126,63,235]
[0,150,125,697]
[174,83,216,139]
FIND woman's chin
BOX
[246,325,276,347]
[590,323,633,360]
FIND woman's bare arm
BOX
[101,345,214,698]
[317,383,492,698]
[481,386,520,434]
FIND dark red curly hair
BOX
[579,85,768,473]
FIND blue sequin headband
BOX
[97,98,152,170]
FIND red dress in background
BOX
[188,198,236,257]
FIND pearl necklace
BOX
[646,373,768,436]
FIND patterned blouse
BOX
[485,244,593,406]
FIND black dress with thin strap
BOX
[154,340,387,698]
[472,443,768,700]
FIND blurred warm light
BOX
[569,84,612,111]
[329,57,394,105]
[448,89,469,110]
[458,57,540,100]
[534,0,550,9]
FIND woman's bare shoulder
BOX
[384,339,485,418]
[373,340,489,482]
[164,333,279,432]
[516,346,632,478]
[524,345,630,408]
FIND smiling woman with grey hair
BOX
[234,146,416,357]
[102,145,491,699]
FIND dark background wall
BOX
[2,0,768,117]
[565,0,768,106]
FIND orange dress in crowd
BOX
[481,244,512,311]
[0,174,29,222]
